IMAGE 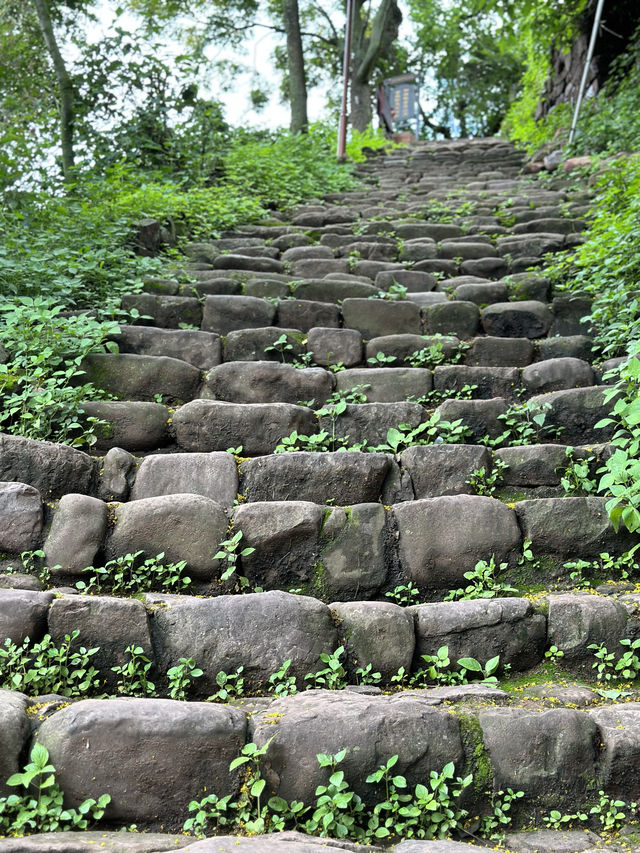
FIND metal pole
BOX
[337,0,354,160]
[569,0,606,146]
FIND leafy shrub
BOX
[0,630,99,696]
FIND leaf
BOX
[457,657,482,672]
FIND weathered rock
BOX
[277,299,341,331]
[502,830,602,853]
[0,481,43,553]
[81,353,201,403]
[330,601,415,679]
[108,493,228,580]
[495,444,568,486]
[251,691,463,805]
[481,301,553,338]
[291,258,350,278]
[37,698,246,827]
[535,335,593,363]
[399,239,438,262]
[424,302,480,337]
[201,295,276,334]
[0,690,29,797]
[521,357,594,394]
[479,707,599,805]
[547,594,629,660]
[434,365,520,399]
[394,496,521,590]
[240,452,392,505]
[81,401,171,452]
[453,282,508,305]
[98,447,135,501]
[129,452,238,510]
[366,334,460,365]
[435,397,509,442]
[292,279,378,302]
[376,269,436,292]
[0,434,97,499]
[336,367,432,403]
[465,336,534,367]
[550,296,592,337]
[589,704,640,800]
[401,444,492,498]
[223,327,304,362]
[515,497,632,562]
[44,494,107,574]
[0,831,190,852]
[410,597,545,674]
[115,326,221,370]
[439,241,497,260]
[341,299,422,337]
[213,254,284,274]
[319,503,388,599]
[203,361,332,405]
[167,832,381,853]
[48,595,153,690]
[0,588,54,644]
[528,387,614,443]
[306,327,363,368]
[233,501,324,591]
[149,590,337,693]
[504,272,551,302]
[324,402,427,448]
[173,400,315,456]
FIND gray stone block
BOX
[130,452,238,510]
[401,444,491,498]
[366,334,460,365]
[522,357,594,394]
[465,336,534,367]
[589,704,640,800]
[434,365,520,399]
[98,447,135,501]
[0,481,43,553]
[548,594,629,661]
[306,327,363,368]
[325,402,427,448]
[424,302,480,338]
[223,327,304,362]
[81,353,201,403]
[201,294,276,334]
[0,588,53,644]
[81,401,171,452]
[336,367,432,403]
[0,435,96,499]
[203,361,332,406]
[276,299,341,331]
[0,690,29,797]
[435,397,509,442]
[341,299,422,338]
[115,325,221,370]
[528,387,614,444]
[481,301,553,338]
[44,494,107,574]
[320,503,388,599]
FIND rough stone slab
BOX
[341,298,422,338]
[504,272,551,302]
[502,830,603,853]
[250,691,463,806]
[223,327,304,362]
[292,279,378,302]
[0,433,97,499]
[528,386,614,444]
[306,327,363,368]
[108,493,228,580]
[149,590,337,694]
[98,447,135,501]
[0,481,43,552]
[81,401,171,452]
[162,833,382,853]
[535,335,593,363]
[434,365,520,399]
[276,298,341,331]
[44,494,107,573]
[173,400,316,456]
[481,301,553,338]
[201,294,276,334]
[130,452,238,510]
[547,594,630,660]
[589,704,640,801]
[409,598,546,672]
[376,269,437,292]
[0,690,29,797]
[479,707,599,804]
[495,443,574,488]
[48,595,153,691]
[202,361,332,405]
[330,600,415,679]
[0,832,189,852]
[522,357,594,394]
[401,444,491,498]
[325,402,427,448]
[399,239,437,262]
[515,497,633,561]
[240,452,392,505]
[435,397,509,442]
[213,253,284,274]
[336,367,432,403]
[453,281,508,305]
[37,698,246,827]
[291,258,350,278]
[366,334,460,366]
[394,495,521,590]
[233,501,324,591]
[0,588,54,644]
[319,503,388,599]
[424,301,480,337]
[115,325,222,370]
[81,353,201,403]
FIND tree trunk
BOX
[351,0,402,132]
[31,0,75,181]
[282,0,308,134]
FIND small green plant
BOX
[369,414,470,454]
[466,460,508,497]
[478,788,524,840]
[268,659,298,697]
[370,283,408,301]
[304,646,348,690]
[484,400,562,447]
[590,791,638,832]
[385,582,422,606]
[229,737,276,834]
[0,743,111,835]
[265,333,295,362]
[167,657,204,700]
[111,644,156,697]
[355,663,382,686]
[75,551,191,595]
[557,447,597,496]
[208,666,245,702]
[306,749,365,839]
[0,631,100,697]
[445,556,517,601]
[367,351,397,366]
[214,531,256,591]
[412,646,500,687]
[544,646,565,664]
[292,351,315,369]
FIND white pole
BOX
[569,0,606,146]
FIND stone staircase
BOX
[2,137,640,852]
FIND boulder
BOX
[547,594,629,660]
[341,299,422,338]
[81,353,201,403]
[276,299,341,332]
[43,494,107,574]
[0,481,43,553]
[401,444,492,499]
[527,387,614,444]
[433,365,520,399]
[0,690,29,797]
[0,588,54,644]
[201,295,276,334]
[129,452,238,511]
[424,302,480,338]
[589,704,640,800]
[481,301,553,339]
[306,327,363,368]
[335,367,432,403]
[98,447,135,501]
[81,401,171,452]
[203,361,332,406]
[521,357,594,394]
[319,503,388,599]
[115,326,222,371]
[0,434,96,499]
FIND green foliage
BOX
[478,788,524,840]
[0,743,110,836]
[264,333,295,362]
[385,582,422,606]
[304,647,348,691]
[466,460,508,497]
[208,667,245,702]
[214,530,257,591]
[558,447,597,496]
[484,400,561,448]
[75,551,191,595]
[111,644,157,697]
[412,646,500,687]
[268,659,298,698]
[588,638,640,683]
[544,792,637,833]
[370,414,471,453]
[370,283,408,301]
[0,630,100,697]
[445,556,517,601]
[167,657,203,700]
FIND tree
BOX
[281,0,309,132]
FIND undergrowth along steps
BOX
[3,137,640,852]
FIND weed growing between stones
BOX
[557,447,597,496]
[466,460,508,497]
[111,644,156,697]
[184,742,473,843]
[481,399,562,448]
[208,667,245,702]
[75,551,192,595]
[411,647,501,687]
[369,283,408,301]
[543,792,638,833]
[214,531,257,591]
[445,555,517,601]
[385,582,422,606]
[268,659,298,698]
[588,638,640,684]
[0,743,110,836]
[167,657,204,700]
[0,631,100,696]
